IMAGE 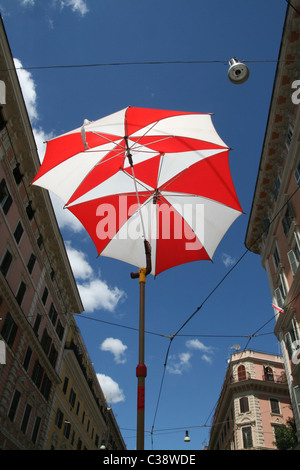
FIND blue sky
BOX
[0,0,289,450]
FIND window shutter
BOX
[274,288,284,308]
[288,250,299,276]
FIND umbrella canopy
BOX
[32,106,242,276]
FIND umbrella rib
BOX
[128,119,162,149]
[92,132,126,149]
[130,135,174,153]
[121,168,154,194]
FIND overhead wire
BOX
[1,57,300,75]
[149,184,300,445]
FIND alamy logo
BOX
[0,80,6,104]
[291,80,300,105]
[95,196,205,251]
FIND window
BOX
[49,344,58,368]
[242,426,253,449]
[240,397,249,413]
[273,243,280,270]
[56,320,64,341]
[8,389,21,422]
[33,313,41,336]
[270,398,280,415]
[282,202,294,236]
[284,319,300,360]
[69,388,76,408]
[63,421,71,439]
[27,253,36,274]
[41,287,48,305]
[1,312,18,348]
[31,416,41,444]
[40,329,52,355]
[286,125,294,149]
[295,160,300,186]
[274,177,281,201]
[274,271,288,308]
[16,281,26,306]
[26,201,35,220]
[62,376,69,394]
[55,408,64,429]
[13,164,23,185]
[237,365,246,381]
[13,221,24,244]
[23,346,32,371]
[31,360,44,388]
[0,178,12,214]
[49,303,57,326]
[262,218,270,236]
[0,250,13,277]
[287,231,300,276]
[264,366,274,381]
[41,373,51,400]
[21,403,32,434]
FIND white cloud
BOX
[65,242,126,312]
[14,58,38,123]
[167,352,192,375]
[50,194,84,232]
[186,338,214,354]
[221,252,236,268]
[168,339,214,374]
[60,0,89,16]
[201,354,213,365]
[20,0,35,6]
[65,241,93,279]
[78,278,125,313]
[14,58,54,164]
[19,0,89,16]
[100,337,127,364]
[96,373,125,404]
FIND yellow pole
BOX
[136,267,147,450]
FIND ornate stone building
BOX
[245,1,300,442]
[208,350,293,450]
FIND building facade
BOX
[0,18,125,450]
[245,2,300,442]
[208,350,293,450]
[46,317,125,450]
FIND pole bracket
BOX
[136,363,147,378]
[130,240,152,279]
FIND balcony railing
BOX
[229,372,287,384]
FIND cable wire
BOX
[149,185,300,444]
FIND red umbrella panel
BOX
[32,106,242,276]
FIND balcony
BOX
[229,371,287,384]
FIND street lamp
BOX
[184,430,190,442]
[228,57,250,84]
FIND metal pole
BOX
[130,241,151,451]
[136,268,147,450]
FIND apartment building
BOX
[46,317,125,450]
[245,2,300,442]
[208,350,293,450]
[0,17,125,450]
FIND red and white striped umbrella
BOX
[32,106,242,276]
